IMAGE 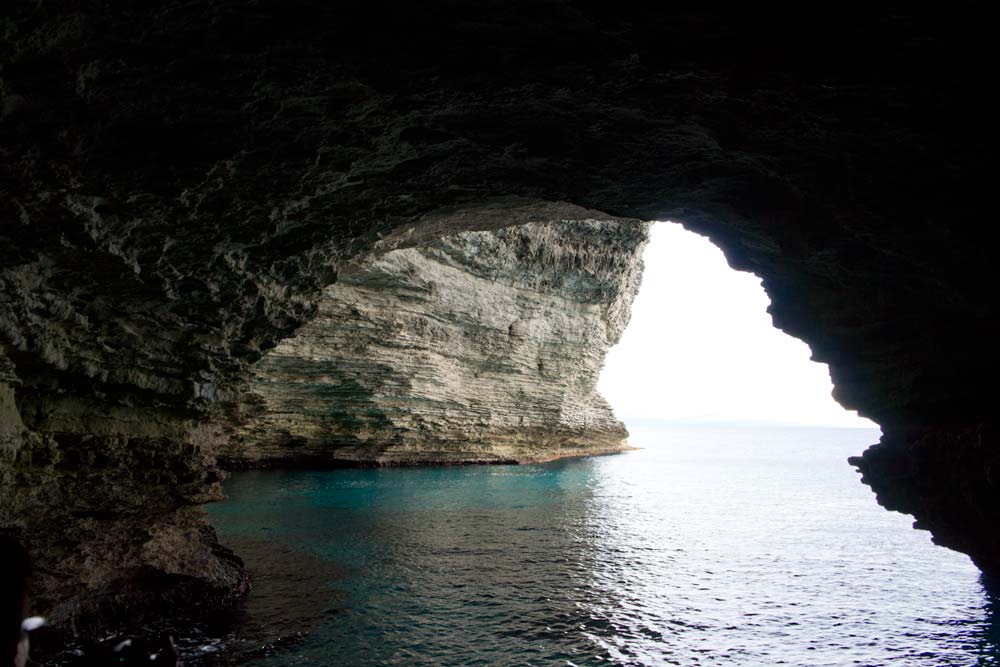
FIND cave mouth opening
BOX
[198,224,994,667]
[598,220,876,433]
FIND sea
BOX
[201,425,1000,666]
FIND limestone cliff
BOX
[228,220,650,465]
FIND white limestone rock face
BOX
[230,220,652,464]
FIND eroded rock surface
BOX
[228,219,649,465]
[0,383,247,633]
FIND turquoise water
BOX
[206,426,1000,666]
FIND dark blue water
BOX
[206,426,1000,666]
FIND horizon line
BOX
[619,416,880,431]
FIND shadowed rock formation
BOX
[0,4,996,632]
[227,219,650,466]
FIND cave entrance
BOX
[598,220,875,431]
[204,219,993,666]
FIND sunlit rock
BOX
[228,219,650,465]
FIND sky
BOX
[597,222,876,428]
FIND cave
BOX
[1,3,996,653]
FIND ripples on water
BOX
[205,426,1000,666]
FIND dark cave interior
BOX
[0,4,997,641]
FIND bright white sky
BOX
[598,222,876,428]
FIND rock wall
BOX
[228,220,650,465]
[0,373,247,633]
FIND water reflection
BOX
[206,426,1000,666]
[974,576,1000,665]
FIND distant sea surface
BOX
[205,425,1000,666]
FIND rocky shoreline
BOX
[219,444,640,471]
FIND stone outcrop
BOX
[227,219,650,466]
[0,383,247,634]
[0,5,996,632]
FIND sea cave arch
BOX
[0,5,995,640]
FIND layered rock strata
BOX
[228,220,649,465]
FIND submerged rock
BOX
[227,219,650,465]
